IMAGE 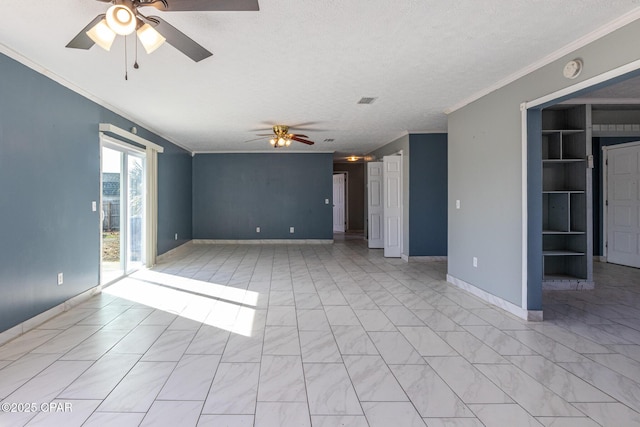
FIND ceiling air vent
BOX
[324,138,335,142]
[357,97,377,105]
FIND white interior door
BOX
[607,143,640,268]
[367,162,384,248]
[333,173,345,232]
[383,155,402,257]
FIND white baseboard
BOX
[408,256,448,262]
[157,241,193,263]
[446,274,543,322]
[193,239,334,245]
[0,284,102,346]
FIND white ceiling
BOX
[1,1,639,157]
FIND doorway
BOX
[101,141,146,285]
[333,173,346,233]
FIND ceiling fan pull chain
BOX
[124,34,128,80]
[134,35,139,70]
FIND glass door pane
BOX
[101,146,124,283]
[127,155,145,272]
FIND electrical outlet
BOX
[57,273,63,285]
[174,233,178,240]
[290,227,295,234]
[92,201,97,212]
[256,227,261,233]
[473,257,478,268]
[325,198,329,204]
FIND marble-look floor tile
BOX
[469,308,530,330]
[157,354,220,400]
[185,325,230,355]
[109,325,167,354]
[437,306,488,326]
[535,416,601,427]
[311,415,369,427]
[398,326,457,356]
[318,290,348,306]
[468,403,543,427]
[570,402,640,426]
[502,330,587,363]
[304,363,362,415]
[140,400,203,427]
[559,360,640,412]
[266,306,297,326]
[37,308,97,330]
[426,357,512,404]
[607,344,640,363]
[297,310,331,331]
[332,325,379,355]
[355,309,397,332]
[97,361,176,412]
[258,355,306,402]
[343,355,407,401]
[30,325,101,354]
[103,308,154,330]
[361,402,426,427]
[300,330,342,363]
[59,353,140,399]
[221,331,264,362]
[411,309,463,332]
[381,306,424,326]
[255,402,311,427]
[422,418,484,427]
[369,331,425,364]
[506,355,615,403]
[0,329,62,361]
[463,325,537,356]
[82,412,146,427]
[198,415,254,427]
[269,290,295,306]
[262,326,300,355]
[325,306,361,326]
[24,399,101,427]
[527,324,613,354]
[203,362,260,414]
[585,352,640,383]
[344,293,378,310]
[390,364,473,418]
[60,328,130,361]
[139,309,178,326]
[294,293,322,310]
[140,329,196,361]
[438,331,508,364]
[474,363,582,416]
[0,353,61,399]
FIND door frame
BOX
[333,171,348,232]
[602,139,640,261]
[383,152,403,258]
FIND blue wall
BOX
[193,153,333,239]
[0,53,191,333]
[408,134,448,256]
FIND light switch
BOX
[456,200,461,209]
[92,201,97,212]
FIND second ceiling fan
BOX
[66,0,259,62]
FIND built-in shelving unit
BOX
[541,105,593,289]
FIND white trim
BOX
[525,59,640,110]
[401,254,409,262]
[193,239,334,244]
[447,274,543,321]
[0,284,102,346]
[521,103,528,311]
[0,42,192,154]
[561,98,640,105]
[601,140,640,260]
[445,7,640,114]
[191,150,336,155]
[99,123,164,153]
[406,256,447,262]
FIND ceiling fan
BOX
[66,0,259,62]
[246,125,315,148]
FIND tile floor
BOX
[0,240,640,426]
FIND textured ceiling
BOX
[1,1,639,156]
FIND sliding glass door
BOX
[101,141,146,284]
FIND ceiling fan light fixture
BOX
[86,19,116,51]
[106,5,137,36]
[285,139,292,147]
[137,23,166,54]
[277,137,287,147]
[269,138,277,146]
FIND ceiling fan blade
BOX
[291,136,315,146]
[291,134,308,138]
[149,16,212,62]
[143,0,259,11]
[66,14,105,49]
[243,136,270,142]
